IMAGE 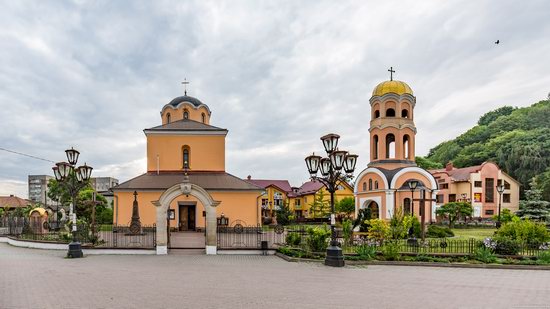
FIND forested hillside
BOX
[424,99,550,199]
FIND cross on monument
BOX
[181,78,190,96]
[388,67,395,81]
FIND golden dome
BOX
[372,80,413,96]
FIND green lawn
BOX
[450,228,496,240]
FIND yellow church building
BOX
[112,93,263,255]
[354,77,438,221]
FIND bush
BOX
[537,251,550,264]
[473,246,497,263]
[366,219,390,243]
[285,232,302,247]
[305,226,331,253]
[342,219,353,247]
[492,236,521,255]
[381,241,401,261]
[495,218,550,247]
[427,225,454,238]
[355,244,377,260]
[406,216,422,238]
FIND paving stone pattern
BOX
[1,243,550,308]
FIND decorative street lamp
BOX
[52,147,93,258]
[408,180,418,215]
[496,182,505,228]
[305,133,358,267]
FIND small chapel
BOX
[354,73,438,221]
[112,90,263,254]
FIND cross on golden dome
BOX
[388,67,395,81]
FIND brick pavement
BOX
[1,243,549,309]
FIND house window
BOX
[374,110,380,118]
[474,181,482,187]
[386,134,395,158]
[504,181,511,190]
[403,198,411,215]
[436,194,444,204]
[485,209,494,215]
[386,108,396,117]
[401,109,409,118]
[183,109,189,119]
[362,182,366,191]
[201,113,206,123]
[374,181,379,189]
[449,194,456,202]
[440,183,449,189]
[485,178,494,203]
[373,135,379,160]
[273,192,283,207]
[368,179,373,191]
[166,113,171,124]
[295,199,301,207]
[503,194,511,203]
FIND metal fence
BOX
[217,223,291,249]
[0,217,156,249]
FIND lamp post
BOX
[496,183,505,228]
[52,147,93,258]
[305,133,358,267]
[408,180,418,216]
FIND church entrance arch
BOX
[361,200,380,219]
[153,180,220,255]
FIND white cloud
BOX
[1,0,550,194]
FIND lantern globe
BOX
[343,154,358,174]
[408,180,418,190]
[52,166,62,181]
[320,133,340,154]
[330,150,347,171]
[305,154,321,175]
[319,158,331,177]
[65,147,80,165]
[78,163,93,181]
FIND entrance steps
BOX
[169,248,205,255]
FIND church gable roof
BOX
[144,119,227,133]
[113,172,263,192]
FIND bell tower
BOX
[368,70,417,169]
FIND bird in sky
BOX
[495,40,500,44]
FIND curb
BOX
[274,252,550,270]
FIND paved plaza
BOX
[1,244,550,309]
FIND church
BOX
[112,91,263,255]
[354,76,438,221]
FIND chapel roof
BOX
[372,80,414,97]
[145,119,227,132]
[113,172,263,191]
[168,95,205,108]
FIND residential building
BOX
[91,177,119,207]
[244,177,291,221]
[429,162,520,218]
[28,175,54,205]
[288,181,354,218]
[0,195,32,210]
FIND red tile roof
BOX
[288,180,325,197]
[244,179,292,193]
[430,165,483,182]
[0,195,31,209]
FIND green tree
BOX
[76,189,109,224]
[415,156,443,170]
[436,202,473,227]
[335,197,355,219]
[308,190,329,218]
[516,178,550,221]
[276,200,293,225]
[478,106,516,126]
[46,178,72,206]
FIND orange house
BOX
[112,93,263,255]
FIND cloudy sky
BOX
[1,0,550,198]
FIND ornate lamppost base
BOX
[67,242,83,258]
[324,245,345,267]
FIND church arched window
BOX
[183,109,189,119]
[401,109,409,118]
[373,135,379,160]
[182,145,190,169]
[201,113,206,123]
[166,113,171,124]
[404,198,411,214]
[368,179,373,191]
[386,108,396,117]
[386,134,395,158]
[375,181,379,189]
[403,135,410,159]
[362,182,366,191]
[374,110,380,118]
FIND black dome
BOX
[168,95,204,107]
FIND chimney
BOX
[247,175,251,180]
[446,162,454,171]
